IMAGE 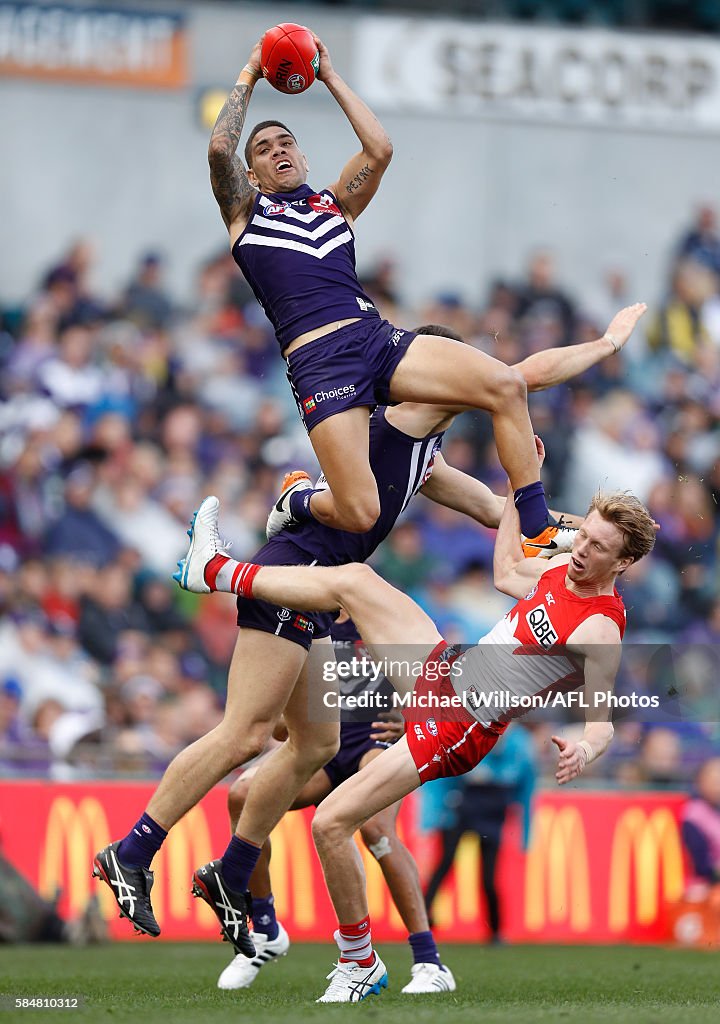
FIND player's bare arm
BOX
[515,303,647,392]
[554,614,622,784]
[313,34,393,221]
[399,304,647,427]
[208,41,262,236]
[420,453,506,526]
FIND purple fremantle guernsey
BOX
[232,184,379,351]
[286,407,444,566]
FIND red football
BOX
[261,23,319,95]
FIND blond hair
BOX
[587,491,656,563]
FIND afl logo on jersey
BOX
[426,718,438,736]
[264,203,289,217]
[308,193,342,216]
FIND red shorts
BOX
[404,641,506,783]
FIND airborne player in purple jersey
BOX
[204,31,643,545]
[92,308,645,966]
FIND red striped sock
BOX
[204,555,261,598]
[230,561,261,597]
[334,916,374,966]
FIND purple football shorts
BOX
[322,721,391,790]
[286,318,416,433]
[235,535,334,651]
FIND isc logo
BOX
[526,605,558,648]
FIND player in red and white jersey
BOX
[201,443,656,1000]
[452,555,626,733]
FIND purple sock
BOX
[220,835,262,893]
[408,930,441,967]
[289,487,323,523]
[252,894,279,940]
[117,813,167,870]
[514,480,551,538]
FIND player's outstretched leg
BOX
[92,841,160,937]
[312,740,423,1002]
[359,798,455,994]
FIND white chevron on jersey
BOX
[238,232,354,261]
[249,213,345,241]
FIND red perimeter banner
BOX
[0,4,187,88]
[0,782,686,943]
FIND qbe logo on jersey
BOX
[526,605,558,648]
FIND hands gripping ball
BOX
[261,24,319,94]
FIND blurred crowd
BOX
[0,202,718,783]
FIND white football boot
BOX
[401,962,456,994]
[173,495,229,593]
[316,954,389,1003]
[266,471,313,540]
[217,923,290,989]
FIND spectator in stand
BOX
[0,680,29,773]
[373,521,439,592]
[647,475,716,573]
[42,239,105,329]
[563,391,665,510]
[37,324,103,410]
[676,204,720,279]
[77,561,148,665]
[93,472,185,576]
[682,759,720,886]
[633,728,686,789]
[121,252,174,330]
[44,463,121,567]
[646,259,718,364]
[0,438,58,558]
[515,249,578,346]
[135,572,188,638]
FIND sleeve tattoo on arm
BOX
[346,164,373,195]
[209,83,256,226]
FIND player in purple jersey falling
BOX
[206,31,641,543]
[92,307,645,957]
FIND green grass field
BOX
[2,943,720,1023]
